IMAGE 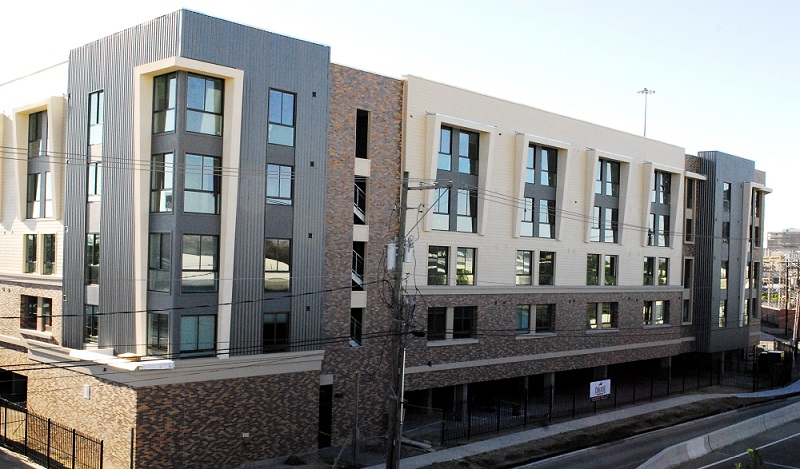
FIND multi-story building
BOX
[0,10,769,469]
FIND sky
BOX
[3,0,798,233]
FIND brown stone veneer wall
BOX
[323,64,403,445]
[0,280,62,344]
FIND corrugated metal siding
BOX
[64,12,181,351]
[180,11,331,353]
[694,153,716,353]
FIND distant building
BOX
[768,228,800,258]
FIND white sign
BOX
[590,379,611,401]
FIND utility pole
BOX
[638,88,655,137]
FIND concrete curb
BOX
[637,401,800,469]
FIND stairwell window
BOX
[268,89,295,146]
[265,239,291,292]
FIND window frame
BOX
[587,302,618,330]
[88,90,104,145]
[153,72,177,134]
[268,89,296,146]
[266,164,293,205]
[263,312,290,353]
[181,234,219,293]
[85,233,100,285]
[148,233,172,293]
[427,246,449,285]
[84,304,99,343]
[147,313,169,356]
[28,110,47,157]
[456,247,476,286]
[516,250,532,286]
[179,314,217,356]
[150,153,174,213]
[186,74,224,136]
[264,238,291,292]
[24,234,37,274]
[538,251,555,285]
[184,153,222,214]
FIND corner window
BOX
[184,154,221,214]
[264,239,291,292]
[180,315,216,356]
[263,313,290,353]
[181,235,219,293]
[147,313,169,356]
[268,89,295,146]
[150,153,174,212]
[516,250,532,285]
[266,164,293,205]
[88,91,104,145]
[427,246,449,285]
[85,234,100,285]
[28,111,47,157]
[187,74,223,136]
[153,73,177,133]
[456,247,475,286]
[587,302,618,330]
[148,233,172,292]
[538,251,555,285]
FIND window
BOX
[85,234,100,285]
[266,164,293,205]
[438,127,452,171]
[439,126,479,175]
[352,241,365,291]
[354,178,367,224]
[587,302,618,329]
[147,313,169,356]
[88,91,104,145]
[24,234,37,274]
[595,159,619,196]
[586,254,600,285]
[268,89,295,146]
[264,239,291,292]
[184,154,221,214]
[521,197,534,237]
[685,178,695,209]
[87,162,102,199]
[153,73,177,133]
[535,304,555,333]
[187,74,223,136]
[516,305,530,334]
[42,234,55,275]
[683,258,694,288]
[181,235,219,293]
[84,304,99,343]
[722,222,730,243]
[427,307,446,341]
[432,188,450,231]
[720,261,728,290]
[525,149,535,184]
[180,315,216,356]
[744,298,750,326]
[456,247,475,285]
[648,214,670,247]
[722,182,731,212]
[652,171,671,204]
[516,250,532,285]
[148,233,172,292]
[644,300,669,325]
[355,110,370,159]
[684,218,694,243]
[658,257,669,285]
[590,206,618,243]
[538,251,555,285]
[28,111,47,157]
[605,255,618,286]
[350,308,363,346]
[523,198,556,239]
[682,299,692,323]
[718,300,727,327]
[643,257,655,285]
[26,172,52,219]
[263,313,289,353]
[453,306,476,339]
[19,299,47,340]
[427,246,448,285]
[456,189,477,233]
[150,153,174,212]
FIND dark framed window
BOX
[683,258,694,288]
[355,110,370,159]
[85,233,100,285]
[148,233,172,292]
[538,251,555,285]
[187,74,223,136]
[516,250,532,285]
[184,154,221,214]
[350,308,363,346]
[24,234,37,274]
[722,222,730,243]
[42,234,55,275]
[528,144,557,187]
[439,126,479,175]
[587,302,618,329]
[150,153,174,212]
[265,238,291,292]
[268,89,296,146]
[535,304,555,333]
[180,315,216,356]
[684,218,694,243]
[84,304,99,343]
[438,127,452,171]
[432,188,450,230]
[28,111,47,157]
[652,171,671,204]
[644,300,669,325]
[20,295,38,330]
[718,300,727,327]
[596,159,620,196]
[266,164,293,205]
[263,313,289,353]
[643,257,655,285]
[722,182,731,212]
[147,313,169,356]
[521,197,534,237]
[648,214,670,247]
[453,306,476,339]
[586,254,600,285]
[181,234,219,293]
[658,257,669,285]
[153,73,177,133]
[456,247,475,286]
[427,246,449,285]
[682,299,692,323]
[26,172,52,219]
[87,162,102,198]
[88,91,104,145]
[685,178,695,209]
[427,307,446,341]
[516,305,530,334]
[591,206,618,243]
[720,261,728,290]
[605,255,618,286]
[456,189,477,233]
[538,199,556,239]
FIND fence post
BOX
[23,409,28,457]
[47,418,51,469]
[100,439,104,469]
[72,428,76,469]
[130,427,135,469]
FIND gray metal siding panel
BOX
[64,12,181,351]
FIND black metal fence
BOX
[0,399,103,469]
[404,351,791,445]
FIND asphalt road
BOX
[518,396,800,469]
[689,418,800,468]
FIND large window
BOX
[263,313,289,353]
[523,145,558,238]
[150,153,174,212]
[587,302,618,330]
[28,111,47,157]
[85,233,100,285]
[268,89,296,146]
[42,234,55,275]
[187,74,223,136]
[264,239,291,292]
[180,315,216,356]
[88,91,104,145]
[516,250,532,285]
[148,233,172,292]
[644,300,669,325]
[84,304,99,343]
[456,247,475,286]
[26,172,52,219]
[184,154,221,214]
[153,73,177,133]
[20,295,51,332]
[181,235,219,293]
[427,306,476,340]
[427,246,448,285]
[522,198,555,238]
[266,164,293,205]
[147,313,169,356]
[24,234,37,274]
[528,145,557,187]
[437,126,480,233]
[539,251,555,285]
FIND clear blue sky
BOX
[4,0,798,233]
